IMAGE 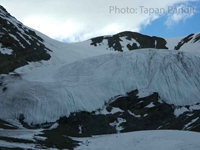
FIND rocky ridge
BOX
[0,6,50,74]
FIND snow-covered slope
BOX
[15,30,117,81]
[34,30,117,65]
[1,49,200,124]
[0,6,52,74]
[75,130,200,150]
[1,5,200,125]
[0,5,116,74]
[165,33,200,52]
[174,33,200,52]
[1,6,200,150]
[0,5,199,75]
[165,37,183,50]
[0,129,199,149]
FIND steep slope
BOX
[0,6,51,74]
[1,49,200,124]
[0,5,200,126]
[0,5,115,75]
[16,30,117,81]
[54,49,200,106]
[0,5,200,149]
[47,90,200,137]
[174,33,200,52]
[0,5,199,75]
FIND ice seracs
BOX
[1,49,200,124]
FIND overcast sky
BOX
[1,0,200,42]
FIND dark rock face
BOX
[32,89,200,138]
[90,31,200,52]
[90,31,168,52]
[193,33,200,43]
[58,113,116,137]
[175,34,194,50]
[0,6,50,74]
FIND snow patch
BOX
[174,104,200,117]
[165,37,182,50]
[128,110,141,118]
[95,107,124,115]
[75,130,200,150]
[78,125,82,134]
[184,117,199,130]
[9,33,25,48]
[174,107,189,117]
[49,123,59,130]
[0,141,35,149]
[154,40,157,48]
[120,37,140,51]
[145,102,155,108]
[143,114,148,117]
[0,129,43,142]
[0,46,13,55]
[110,118,126,133]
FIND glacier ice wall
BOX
[1,49,200,124]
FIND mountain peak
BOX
[90,31,200,52]
[0,6,51,74]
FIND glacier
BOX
[1,49,200,124]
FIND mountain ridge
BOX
[89,31,200,52]
[0,4,200,124]
[0,5,200,150]
[0,5,200,74]
[0,6,51,74]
